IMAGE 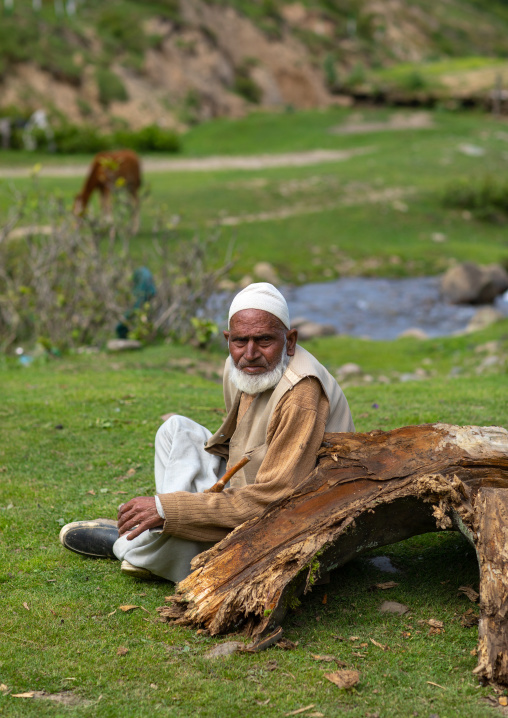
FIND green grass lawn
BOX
[1,106,508,715]
[1,322,507,717]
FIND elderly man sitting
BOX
[60,283,354,581]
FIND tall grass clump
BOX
[0,185,232,353]
[442,175,508,222]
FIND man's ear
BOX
[223,330,230,342]
[286,328,298,356]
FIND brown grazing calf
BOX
[73,149,142,231]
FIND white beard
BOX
[229,350,290,395]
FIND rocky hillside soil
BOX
[2,0,508,131]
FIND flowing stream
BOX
[214,276,508,340]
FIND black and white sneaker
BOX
[59,518,119,559]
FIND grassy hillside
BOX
[2,0,508,134]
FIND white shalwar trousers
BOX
[113,415,226,583]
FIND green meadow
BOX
[1,106,508,282]
[1,106,508,716]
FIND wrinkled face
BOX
[224,309,297,374]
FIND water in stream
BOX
[213,277,508,340]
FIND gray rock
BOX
[378,601,409,615]
[466,306,504,333]
[203,641,244,659]
[441,262,508,304]
[253,261,280,285]
[336,362,362,378]
[106,339,142,351]
[294,320,336,341]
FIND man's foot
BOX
[59,518,119,558]
[120,560,161,580]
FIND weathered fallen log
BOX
[157,423,508,685]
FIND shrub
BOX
[442,175,508,222]
[0,187,232,352]
[233,64,262,104]
[96,68,129,106]
[52,124,111,154]
[323,53,340,92]
[345,62,367,89]
[112,125,181,153]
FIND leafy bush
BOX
[96,68,129,106]
[442,175,508,222]
[344,62,367,89]
[323,53,340,92]
[4,121,182,155]
[232,63,262,104]
[52,124,111,154]
[97,7,147,57]
[112,125,181,153]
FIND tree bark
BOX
[157,423,508,684]
[473,487,508,686]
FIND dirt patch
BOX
[214,185,415,227]
[11,691,94,706]
[0,147,373,179]
[330,111,434,135]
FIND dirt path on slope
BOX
[0,148,373,179]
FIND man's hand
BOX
[117,497,163,540]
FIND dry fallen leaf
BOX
[324,669,360,689]
[277,638,299,650]
[460,609,479,628]
[150,683,158,689]
[499,697,508,707]
[349,636,360,642]
[119,605,140,612]
[22,602,29,611]
[428,619,445,632]
[117,646,129,656]
[311,654,336,662]
[285,704,315,716]
[458,585,479,603]
[86,490,95,495]
[322,593,328,605]
[418,618,444,629]
[428,626,445,636]
[12,692,36,698]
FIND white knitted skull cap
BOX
[228,282,290,329]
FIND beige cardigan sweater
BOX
[159,347,354,542]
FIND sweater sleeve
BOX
[158,377,329,543]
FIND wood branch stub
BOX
[157,423,508,684]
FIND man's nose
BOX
[243,339,259,360]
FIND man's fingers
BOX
[125,524,145,541]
